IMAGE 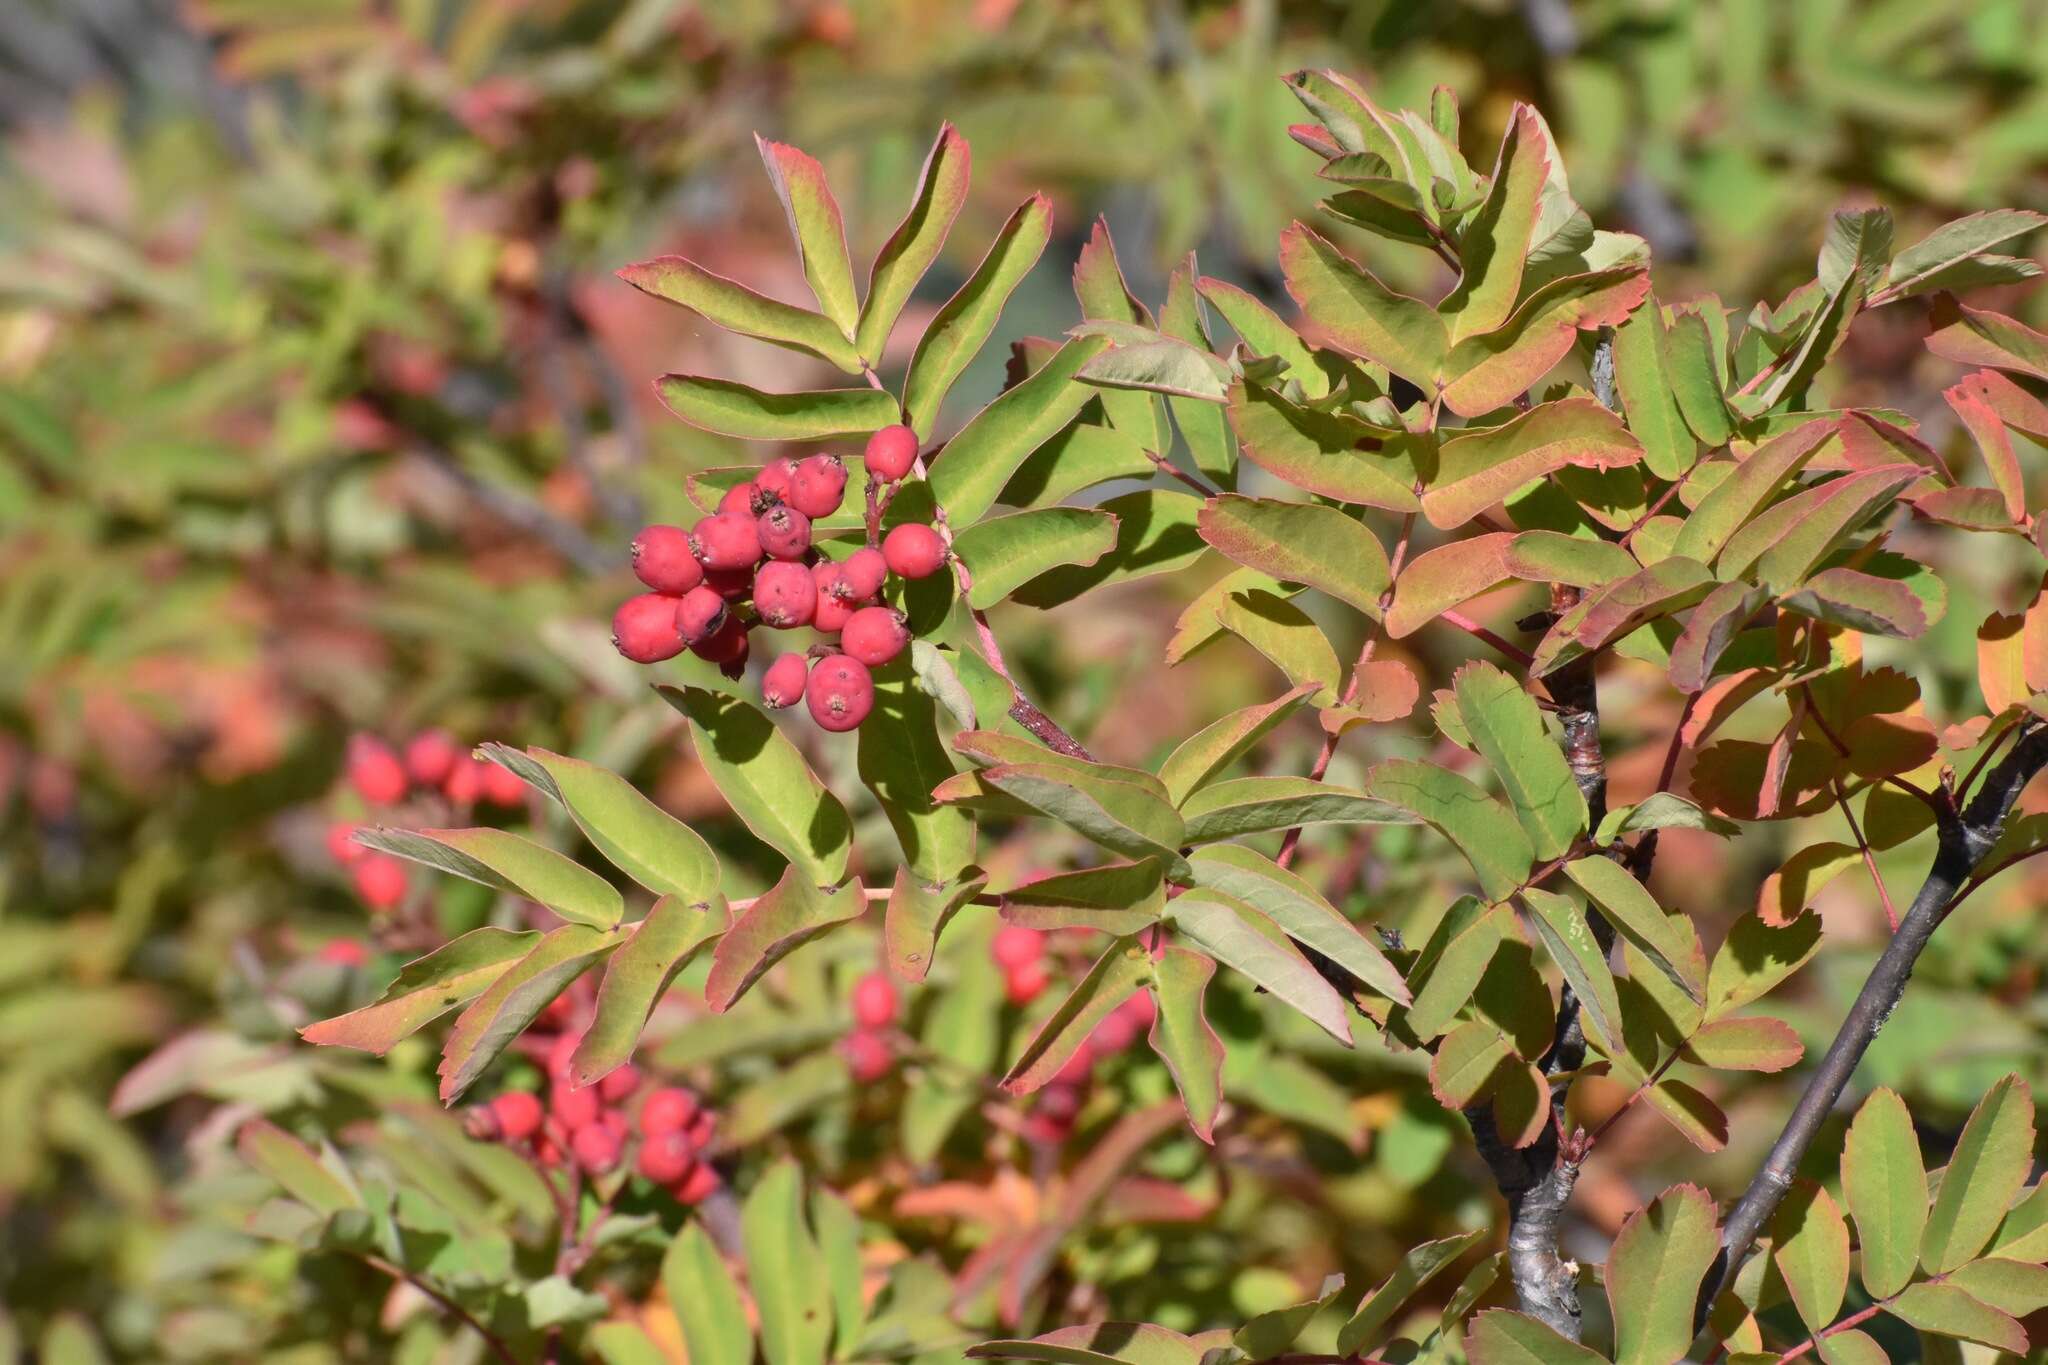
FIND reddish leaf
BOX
[1681,1016,1804,1072]
[1279,222,1447,392]
[1385,533,1516,639]
[1422,397,1644,530]
[1945,382,2027,522]
[1439,267,1651,417]
[1924,295,2048,382]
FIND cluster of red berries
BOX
[841,969,901,1083]
[1025,989,1156,1145]
[992,924,1051,1005]
[325,731,525,911]
[466,1033,720,1205]
[610,425,949,732]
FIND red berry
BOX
[883,523,946,579]
[805,655,874,732]
[992,924,1046,971]
[613,592,686,663]
[547,1032,580,1081]
[1036,1079,1085,1123]
[1005,959,1049,1006]
[353,853,409,911]
[691,616,751,679]
[840,547,887,600]
[1052,1045,1095,1089]
[637,1129,696,1184]
[786,455,848,519]
[317,938,369,968]
[756,505,813,561]
[753,560,818,629]
[762,652,809,709]
[601,1108,630,1141]
[685,1109,717,1148]
[812,567,863,633]
[640,1087,700,1136]
[534,1136,565,1167]
[599,1064,642,1104]
[1092,1010,1139,1054]
[570,1123,623,1175]
[717,481,760,516]
[444,755,488,805]
[346,735,408,805]
[864,424,919,482]
[551,1083,601,1131]
[491,1091,544,1142]
[674,585,728,645]
[403,730,459,787]
[841,606,910,667]
[705,565,755,601]
[755,456,799,502]
[480,760,526,808]
[843,1030,893,1083]
[851,971,898,1029]
[1117,991,1157,1032]
[671,1160,721,1204]
[325,821,364,865]
[690,512,763,571]
[631,525,705,594]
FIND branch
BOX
[1465,1105,1589,1337]
[352,1253,519,1365]
[1696,722,2048,1331]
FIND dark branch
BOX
[1697,722,2048,1331]
[1466,1105,1588,1336]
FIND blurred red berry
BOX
[637,1129,696,1183]
[992,924,1046,970]
[480,760,526,808]
[346,735,408,805]
[535,1136,565,1167]
[631,524,704,594]
[843,1029,893,1083]
[403,730,459,786]
[317,938,369,968]
[352,853,409,911]
[851,971,898,1029]
[1005,959,1050,1005]
[551,1083,601,1131]
[570,1123,623,1175]
[325,821,364,865]
[491,1090,544,1142]
[599,1064,642,1103]
[685,1109,717,1148]
[640,1087,700,1136]
[671,1160,721,1204]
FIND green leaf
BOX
[1011,489,1208,607]
[970,1324,1206,1365]
[1727,464,1924,591]
[1888,1283,2026,1355]
[1667,419,1835,564]
[1668,580,1769,694]
[1236,1273,1348,1361]
[1519,887,1622,1052]
[1883,210,2047,299]
[1613,293,1696,479]
[1922,1075,2034,1274]
[1706,911,1822,1017]
[1563,857,1704,1004]
[1439,268,1649,418]
[589,1323,670,1365]
[722,1050,853,1149]
[1780,567,1929,638]
[490,745,720,903]
[1207,589,1343,704]
[1772,1181,1850,1330]
[812,1185,866,1357]
[1158,682,1319,806]
[437,923,620,1101]
[1179,775,1408,844]
[1279,223,1447,392]
[1003,936,1151,1093]
[756,136,859,339]
[1075,322,1233,402]
[1362,759,1533,902]
[1198,276,1331,398]
[1149,947,1226,1143]
[904,193,1055,435]
[1842,1086,1927,1299]
[1605,1183,1719,1365]
[999,860,1165,935]
[1990,1180,2048,1261]
[1168,889,1351,1045]
[953,508,1120,609]
[1335,1229,1487,1355]
[654,377,901,441]
[356,826,623,930]
[238,1120,358,1216]
[1678,1016,1802,1071]
[1465,1309,1607,1365]
[1188,844,1410,1003]
[617,256,860,373]
[1503,530,1639,588]
[570,895,729,1086]
[1385,532,1514,639]
[1453,661,1586,860]
[976,762,1188,873]
[1430,1020,1514,1107]
[1000,422,1156,507]
[1198,495,1390,618]
[1224,379,1419,510]
[1402,898,1508,1040]
[663,686,852,887]
[299,927,538,1054]
[1944,1259,2048,1317]
[1441,106,1547,341]
[857,667,975,883]
[1426,397,1644,530]
[884,867,986,984]
[858,124,972,366]
[931,334,1115,526]
[1662,301,1735,447]
[1162,255,1238,486]
[743,1159,834,1365]
[704,872,866,1013]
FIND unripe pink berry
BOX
[613,592,686,663]
[851,971,898,1029]
[346,735,408,805]
[325,821,364,865]
[444,756,487,805]
[480,760,526,808]
[839,547,887,601]
[755,456,799,502]
[491,1090,544,1142]
[756,504,813,561]
[631,525,704,594]
[843,1030,893,1083]
[992,924,1046,970]
[864,424,919,481]
[671,1161,721,1204]
[883,522,946,579]
[637,1129,696,1184]
[353,853,409,911]
[551,1083,601,1131]
[841,606,910,667]
[570,1122,623,1175]
[786,454,848,519]
[317,938,369,968]
[805,655,874,732]
[762,652,809,709]
[690,511,762,571]
[535,1136,565,1167]
[673,585,728,645]
[1052,1044,1095,1089]
[717,481,760,516]
[1005,959,1049,1005]
[1035,1079,1085,1123]
[753,560,818,629]
[599,1064,642,1104]
[640,1087,701,1136]
[691,616,750,679]
[403,730,459,787]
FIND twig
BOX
[1829,773,1899,931]
[353,1253,519,1365]
[1439,609,1535,666]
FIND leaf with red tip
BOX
[1148,947,1225,1143]
[1424,397,1644,530]
[1681,1016,1803,1072]
[884,867,987,983]
[618,256,861,373]
[1949,367,2048,442]
[1158,682,1320,805]
[755,135,859,338]
[1913,484,2015,532]
[437,923,621,1102]
[355,826,622,929]
[1756,842,1859,927]
[904,194,1055,437]
[704,871,866,1013]
[1440,267,1650,417]
[1924,295,2048,381]
[299,927,538,1055]
[1385,532,1515,639]
[1491,1059,1550,1149]
[859,123,971,365]
[1605,1184,1720,1365]
[654,376,901,441]
[1946,382,2027,522]
[1198,278,1331,398]
[1167,889,1352,1045]
[1442,105,1550,341]
[1779,567,1929,638]
[1198,494,1391,617]
[1531,557,1713,676]
[1886,210,2048,297]
[1225,380,1418,509]
[1003,935,1151,1093]
[1279,222,1447,392]
[571,894,730,1086]
[1669,418,1838,563]
[1669,580,1768,693]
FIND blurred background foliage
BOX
[1,0,2045,1358]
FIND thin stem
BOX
[1439,609,1535,666]
[1830,773,1899,931]
[1144,446,1222,498]
[1775,1302,1886,1363]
